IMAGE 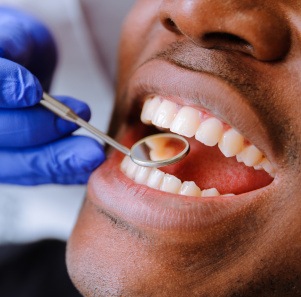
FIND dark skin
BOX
[67,1,301,296]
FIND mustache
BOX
[146,40,258,96]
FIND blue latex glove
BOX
[0,7,105,185]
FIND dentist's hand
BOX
[0,7,105,185]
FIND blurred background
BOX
[0,0,135,243]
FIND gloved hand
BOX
[0,7,105,185]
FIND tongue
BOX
[161,138,273,195]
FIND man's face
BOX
[67,1,301,296]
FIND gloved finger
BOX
[0,96,91,148]
[0,136,105,185]
[0,58,42,108]
[0,6,57,90]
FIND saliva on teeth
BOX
[120,156,232,198]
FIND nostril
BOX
[202,32,254,54]
[163,18,181,35]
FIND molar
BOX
[236,145,263,167]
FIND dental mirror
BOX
[41,93,190,168]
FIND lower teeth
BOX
[120,156,235,198]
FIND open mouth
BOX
[120,95,274,197]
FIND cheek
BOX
[118,0,161,85]
[66,200,212,296]
[66,200,162,296]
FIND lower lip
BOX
[87,146,272,232]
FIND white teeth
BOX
[121,97,275,198]
[170,106,201,137]
[254,158,275,177]
[139,97,275,178]
[121,157,234,197]
[179,181,202,197]
[120,156,130,171]
[201,188,220,197]
[195,117,224,147]
[152,100,178,128]
[236,145,263,167]
[160,174,182,194]
[135,166,152,184]
[125,158,139,179]
[218,128,244,157]
[147,168,165,189]
[141,96,161,124]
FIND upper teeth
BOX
[140,96,275,176]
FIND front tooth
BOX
[170,106,201,137]
[179,181,202,197]
[218,128,244,157]
[147,169,165,189]
[195,117,224,146]
[236,145,263,167]
[126,159,139,179]
[135,166,152,184]
[201,188,220,197]
[160,174,182,194]
[141,97,161,124]
[152,100,178,128]
[120,156,130,172]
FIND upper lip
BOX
[125,59,276,166]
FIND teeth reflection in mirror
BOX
[195,117,224,146]
[201,188,220,197]
[141,96,161,124]
[218,128,244,157]
[170,106,201,137]
[236,145,263,167]
[180,181,202,197]
[160,174,182,194]
[147,168,165,189]
[152,100,178,128]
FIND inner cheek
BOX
[161,138,273,194]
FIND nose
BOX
[159,0,291,61]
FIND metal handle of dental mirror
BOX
[40,92,190,167]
